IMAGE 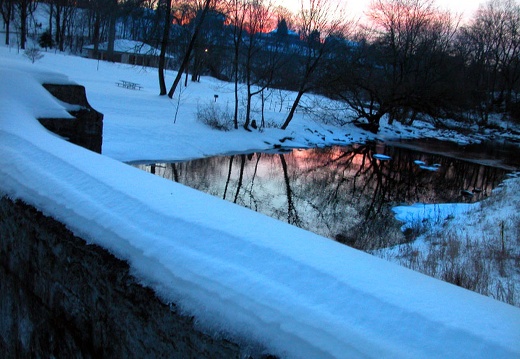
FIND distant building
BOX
[83,39,173,68]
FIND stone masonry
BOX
[0,197,249,358]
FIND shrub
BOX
[196,102,234,131]
[24,47,44,64]
[38,30,53,49]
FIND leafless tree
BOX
[273,5,295,32]
[13,0,38,49]
[328,0,459,132]
[189,8,227,82]
[0,0,14,45]
[458,0,520,123]
[242,0,279,130]
[84,0,110,59]
[47,0,77,51]
[167,0,213,98]
[158,0,171,95]
[280,0,350,130]
[225,0,247,128]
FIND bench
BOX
[116,80,143,90]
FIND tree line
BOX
[2,0,519,131]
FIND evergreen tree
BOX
[38,29,54,49]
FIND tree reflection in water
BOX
[136,142,509,250]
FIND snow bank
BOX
[2,57,520,358]
[393,202,476,230]
[389,175,520,306]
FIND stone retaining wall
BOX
[0,197,251,358]
[39,84,103,153]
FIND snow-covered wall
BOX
[0,197,248,358]
[39,84,103,153]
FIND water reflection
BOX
[135,143,510,249]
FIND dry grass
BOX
[374,175,520,307]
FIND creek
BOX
[134,139,517,249]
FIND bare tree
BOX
[104,0,118,60]
[14,0,38,49]
[167,0,213,98]
[81,0,134,59]
[280,0,349,130]
[459,0,520,123]
[48,0,77,51]
[190,8,227,82]
[85,0,109,59]
[226,0,247,128]
[158,0,172,95]
[328,0,459,132]
[273,5,295,29]
[118,0,158,41]
[0,0,14,45]
[242,0,279,130]
[279,154,302,226]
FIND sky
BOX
[358,0,482,16]
[277,0,483,22]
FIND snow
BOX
[387,173,520,306]
[411,159,441,171]
[419,165,439,171]
[83,39,163,56]
[1,47,520,358]
[393,202,476,231]
[373,153,392,160]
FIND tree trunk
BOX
[59,7,68,52]
[233,155,246,204]
[233,36,242,130]
[0,0,13,45]
[92,11,101,59]
[106,14,117,61]
[261,89,265,128]
[279,154,300,225]
[20,0,28,50]
[167,35,194,97]
[244,53,252,130]
[167,0,211,99]
[55,5,61,49]
[4,20,9,45]
[223,155,234,200]
[244,93,252,130]
[233,61,239,129]
[280,48,323,130]
[48,3,53,47]
[158,0,171,96]
[281,89,305,130]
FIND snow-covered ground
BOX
[1,47,520,357]
[381,173,520,306]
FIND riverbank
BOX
[382,173,520,307]
[1,46,518,164]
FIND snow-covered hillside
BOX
[1,48,520,358]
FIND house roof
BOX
[268,28,300,37]
[84,39,161,56]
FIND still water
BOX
[134,140,514,249]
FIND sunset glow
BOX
[274,0,483,23]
